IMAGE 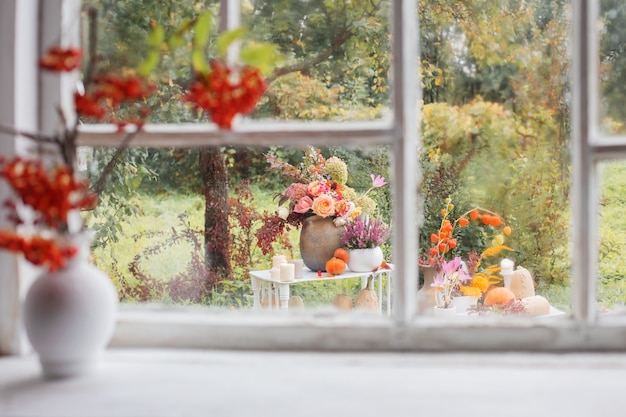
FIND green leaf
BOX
[147,26,165,49]
[137,51,160,76]
[193,11,213,48]
[169,33,185,49]
[240,43,282,74]
[192,49,208,74]
[216,27,248,58]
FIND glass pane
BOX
[600,1,626,134]
[417,0,572,319]
[80,0,392,125]
[84,145,393,314]
[598,161,626,315]
[243,0,392,122]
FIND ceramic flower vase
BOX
[299,215,343,272]
[416,266,438,316]
[347,247,384,272]
[23,231,118,379]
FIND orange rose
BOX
[312,194,335,217]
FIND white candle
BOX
[280,263,295,282]
[270,267,281,281]
[272,255,287,268]
[291,259,304,279]
[500,258,515,288]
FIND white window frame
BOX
[2,0,625,355]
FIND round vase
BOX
[23,231,118,379]
[433,305,457,318]
[347,247,384,272]
[416,266,438,316]
[299,215,343,272]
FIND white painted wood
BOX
[571,0,598,323]
[76,121,395,147]
[390,0,419,325]
[0,0,40,357]
[2,349,626,417]
[101,306,626,352]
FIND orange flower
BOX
[311,194,335,217]
[459,217,469,227]
[469,209,479,221]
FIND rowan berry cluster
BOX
[0,233,77,272]
[0,158,96,271]
[182,59,267,129]
[75,73,155,123]
[40,46,155,126]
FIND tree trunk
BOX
[199,147,231,282]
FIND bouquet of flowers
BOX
[256,146,388,255]
[431,256,471,308]
[421,197,514,307]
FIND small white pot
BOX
[23,232,118,379]
[451,296,479,314]
[347,247,384,272]
[433,305,457,318]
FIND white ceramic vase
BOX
[347,246,384,272]
[23,231,118,379]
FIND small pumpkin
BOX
[261,296,279,308]
[288,295,305,308]
[509,267,535,300]
[332,294,352,310]
[483,287,516,306]
[326,257,346,275]
[522,295,550,316]
[355,275,379,312]
[333,248,350,263]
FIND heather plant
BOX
[341,215,390,249]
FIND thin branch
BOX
[90,128,140,197]
[0,123,59,144]
[267,28,353,83]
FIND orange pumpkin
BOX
[484,287,516,306]
[325,257,346,275]
[333,248,350,263]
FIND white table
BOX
[250,267,393,315]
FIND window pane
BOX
[598,161,626,315]
[81,0,392,125]
[417,0,572,319]
[243,0,392,122]
[599,1,626,134]
[83,145,393,314]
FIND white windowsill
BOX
[1,349,626,416]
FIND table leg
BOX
[386,271,392,316]
[251,277,261,310]
[378,272,383,315]
[278,283,290,310]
